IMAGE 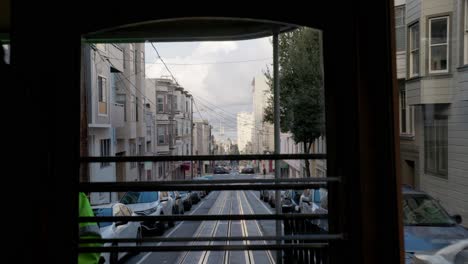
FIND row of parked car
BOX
[259,187,329,231]
[261,185,468,263]
[91,176,213,264]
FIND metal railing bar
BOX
[79,182,332,192]
[79,234,344,244]
[79,214,328,222]
[78,244,329,253]
[82,178,340,185]
[80,153,327,163]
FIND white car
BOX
[92,203,142,264]
[120,191,174,235]
[299,188,328,231]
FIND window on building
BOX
[424,105,448,177]
[395,6,406,52]
[98,76,107,115]
[186,101,189,112]
[465,0,468,65]
[174,95,178,111]
[100,139,111,167]
[115,94,126,121]
[400,83,407,133]
[135,96,139,122]
[130,95,136,122]
[409,23,420,77]
[146,141,151,152]
[158,125,167,145]
[157,95,164,113]
[158,164,163,178]
[429,16,449,73]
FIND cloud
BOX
[145,38,273,141]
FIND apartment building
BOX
[397,0,468,224]
[84,43,146,204]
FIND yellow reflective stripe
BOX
[79,225,100,237]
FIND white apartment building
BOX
[280,133,327,178]
[193,119,213,175]
[146,77,193,180]
[237,112,254,153]
[85,43,146,205]
[251,74,275,172]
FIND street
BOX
[124,173,278,264]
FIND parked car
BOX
[268,190,286,208]
[92,203,142,264]
[169,191,184,215]
[120,191,174,235]
[282,189,302,213]
[189,190,201,204]
[260,175,275,202]
[178,191,193,211]
[241,167,255,174]
[260,189,270,202]
[201,175,213,196]
[299,188,328,231]
[214,166,229,174]
[411,239,468,264]
[193,176,211,197]
[402,186,468,264]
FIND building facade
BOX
[193,119,213,175]
[237,112,254,153]
[397,0,468,224]
[85,43,146,205]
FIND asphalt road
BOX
[123,173,279,264]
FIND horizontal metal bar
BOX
[79,214,328,223]
[78,243,329,253]
[87,178,339,185]
[80,153,327,163]
[79,182,331,192]
[80,234,343,244]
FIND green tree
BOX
[264,27,324,177]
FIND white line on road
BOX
[237,191,255,264]
[248,191,284,230]
[242,191,275,264]
[135,193,211,264]
[249,191,275,214]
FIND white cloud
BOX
[145,38,273,141]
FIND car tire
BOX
[136,227,143,246]
[157,213,166,235]
[110,242,118,264]
[169,208,175,228]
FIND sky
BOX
[145,38,273,141]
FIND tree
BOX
[264,27,324,177]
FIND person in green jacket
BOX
[79,192,103,264]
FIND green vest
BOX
[79,192,102,264]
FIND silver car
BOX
[120,191,174,235]
[92,203,142,264]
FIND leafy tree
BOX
[264,27,324,177]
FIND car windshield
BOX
[92,208,112,228]
[403,194,455,226]
[120,191,159,204]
